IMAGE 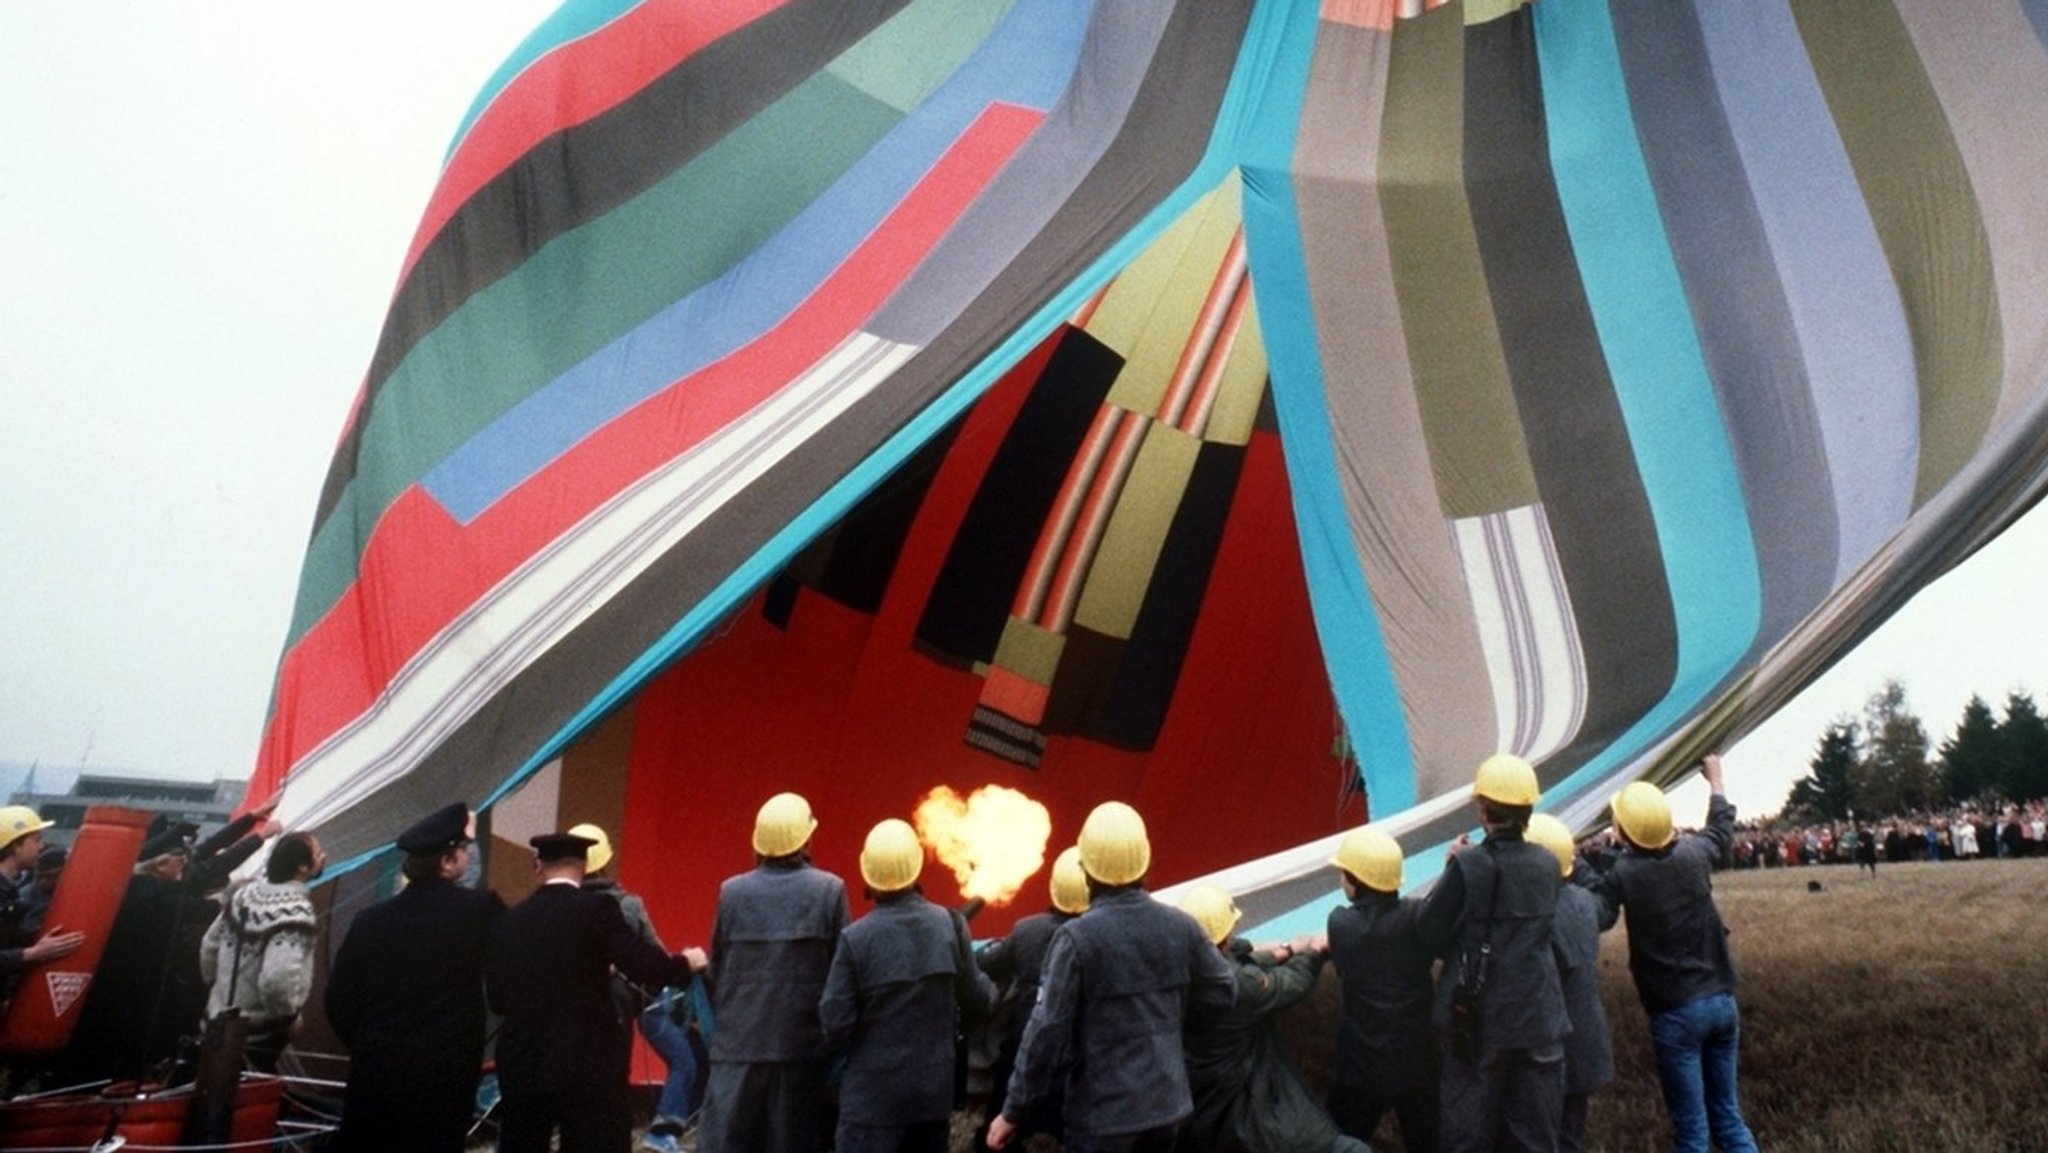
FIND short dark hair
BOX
[1480,799,1533,833]
[401,848,452,882]
[267,832,318,883]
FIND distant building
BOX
[8,772,246,849]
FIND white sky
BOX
[3,4,2043,821]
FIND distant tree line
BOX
[1782,677,2048,821]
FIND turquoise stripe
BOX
[1236,0,1417,815]
[488,0,1305,811]
[1533,0,1759,805]
[446,0,645,161]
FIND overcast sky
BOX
[4,3,2044,821]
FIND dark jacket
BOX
[326,876,505,1153]
[486,880,693,1096]
[583,874,665,1024]
[1177,940,1338,1153]
[820,890,994,1125]
[1327,888,1437,1096]
[978,908,1071,1054]
[61,872,219,1081]
[1003,886,1237,1139]
[1553,882,1612,1095]
[1588,793,1740,1015]
[1417,833,1570,1057]
[707,857,849,1063]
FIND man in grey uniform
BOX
[696,793,849,1153]
[987,801,1235,1153]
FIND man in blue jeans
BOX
[1586,755,1758,1153]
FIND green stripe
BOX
[828,0,1016,112]
[288,72,905,643]
[1792,0,2002,507]
[1380,3,1533,519]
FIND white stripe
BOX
[275,332,921,834]
[1451,505,1586,765]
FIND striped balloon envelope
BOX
[258,0,2048,938]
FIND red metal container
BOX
[0,805,153,1055]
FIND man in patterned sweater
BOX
[199,831,324,1072]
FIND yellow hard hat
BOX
[1078,801,1151,886]
[1049,845,1090,914]
[1611,781,1675,850]
[0,806,53,852]
[1177,883,1241,946]
[567,823,613,873]
[1524,813,1576,878]
[753,792,818,858]
[1329,825,1403,893]
[859,818,924,892]
[1474,753,1541,807]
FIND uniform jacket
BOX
[1553,881,1613,1094]
[819,890,994,1125]
[1003,886,1237,1139]
[707,857,848,1063]
[583,874,665,1024]
[1177,940,1339,1153]
[1327,888,1437,1096]
[325,875,505,1153]
[486,880,694,1095]
[199,878,319,1026]
[977,907,1071,1053]
[1587,793,1740,1015]
[1417,833,1570,1056]
[62,873,219,1081]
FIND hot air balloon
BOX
[256,0,2048,941]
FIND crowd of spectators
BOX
[1724,801,2048,868]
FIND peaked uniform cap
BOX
[531,830,597,862]
[397,802,472,854]
[753,792,818,858]
[568,822,614,873]
[1078,801,1150,886]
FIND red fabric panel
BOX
[618,362,1355,945]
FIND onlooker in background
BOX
[1174,883,1366,1153]
[975,845,1089,1152]
[1325,825,1438,1153]
[697,793,849,1153]
[326,802,505,1153]
[1526,814,1612,1153]
[820,819,994,1153]
[1588,755,1758,1153]
[198,832,324,1072]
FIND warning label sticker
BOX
[46,970,91,1018]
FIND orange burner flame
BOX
[912,784,1052,906]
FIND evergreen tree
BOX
[1997,691,2048,801]
[1786,719,1859,821]
[1860,679,1936,813]
[1938,694,2003,803]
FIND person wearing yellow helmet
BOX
[987,801,1235,1152]
[973,845,1088,1151]
[0,805,86,1004]
[1525,813,1613,1153]
[1325,825,1439,1153]
[1174,884,1368,1153]
[698,793,849,1153]
[1583,755,1757,1153]
[1413,753,1570,1152]
[819,820,994,1153]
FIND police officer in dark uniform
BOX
[988,801,1236,1153]
[1415,754,1570,1153]
[974,845,1088,1150]
[820,818,994,1153]
[486,829,704,1153]
[326,802,505,1153]
[697,792,850,1153]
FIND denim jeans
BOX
[1649,992,1758,1153]
[640,990,702,1123]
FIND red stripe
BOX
[396,0,789,290]
[257,102,1044,785]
